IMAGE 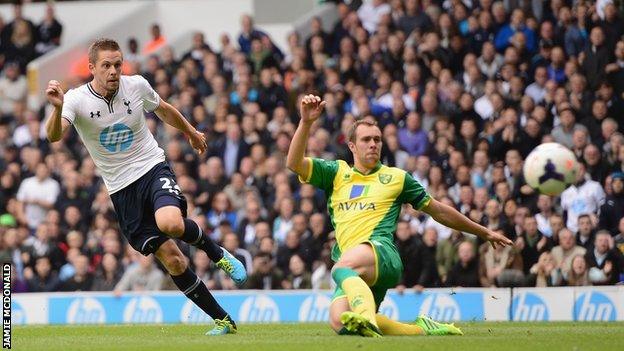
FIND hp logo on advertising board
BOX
[378,296,399,320]
[67,297,106,324]
[419,294,460,322]
[181,300,213,324]
[11,301,25,325]
[512,293,549,321]
[123,296,163,323]
[299,294,331,322]
[239,295,280,322]
[574,292,616,321]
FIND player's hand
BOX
[486,230,513,249]
[299,94,326,124]
[46,80,64,108]
[604,261,613,274]
[188,129,207,154]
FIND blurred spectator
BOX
[560,163,605,233]
[398,112,428,156]
[26,256,60,292]
[446,241,480,287]
[238,14,266,54]
[436,230,463,282]
[206,192,237,239]
[34,4,62,56]
[358,0,391,34]
[59,254,93,291]
[4,19,36,72]
[125,37,141,65]
[208,123,250,177]
[576,214,596,251]
[282,254,311,289]
[182,31,212,63]
[244,252,284,289]
[585,231,623,285]
[534,195,555,238]
[551,228,587,278]
[527,251,562,287]
[581,27,611,91]
[16,163,59,231]
[479,230,524,287]
[599,172,624,235]
[412,227,442,291]
[311,246,334,290]
[565,254,591,286]
[395,220,419,291]
[91,253,122,291]
[0,62,27,119]
[276,229,305,275]
[516,216,553,275]
[143,23,166,54]
[114,255,164,293]
[614,217,624,256]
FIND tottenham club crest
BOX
[378,173,392,184]
[123,99,132,114]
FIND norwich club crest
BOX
[378,173,392,184]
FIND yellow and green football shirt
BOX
[299,158,431,254]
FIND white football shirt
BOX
[61,75,166,194]
[560,179,606,232]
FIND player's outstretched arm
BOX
[154,100,207,154]
[286,94,326,178]
[421,198,513,248]
[45,80,71,142]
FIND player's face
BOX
[349,125,382,169]
[90,50,123,93]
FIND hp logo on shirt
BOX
[512,293,549,321]
[574,292,616,321]
[99,123,134,152]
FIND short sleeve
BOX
[60,90,78,124]
[299,157,338,192]
[400,172,431,210]
[136,75,161,112]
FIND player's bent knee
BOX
[161,253,187,275]
[333,259,357,270]
[155,215,184,237]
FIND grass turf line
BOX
[13,322,624,351]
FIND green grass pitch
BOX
[14,322,624,351]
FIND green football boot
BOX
[414,315,463,336]
[340,311,383,338]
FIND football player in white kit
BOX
[45,38,245,335]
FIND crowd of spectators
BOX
[1,0,624,294]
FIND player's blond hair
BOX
[88,38,122,64]
[347,119,380,143]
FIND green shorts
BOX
[331,236,403,309]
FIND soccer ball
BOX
[523,143,579,196]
